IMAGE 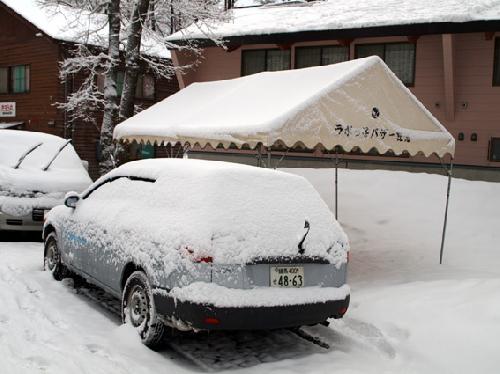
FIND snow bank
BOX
[49,158,349,267]
[166,282,350,308]
[169,0,500,40]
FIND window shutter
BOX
[0,68,7,94]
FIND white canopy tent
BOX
[114,56,456,263]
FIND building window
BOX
[0,65,30,94]
[493,38,500,86]
[489,138,500,161]
[356,43,416,86]
[135,74,155,99]
[11,65,30,93]
[241,49,291,76]
[114,72,155,99]
[295,45,349,69]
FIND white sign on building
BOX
[0,102,16,117]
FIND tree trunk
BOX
[99,0,121,176]
[119,0,150,121]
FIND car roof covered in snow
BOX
[167,0,500,43]
[91,158,304,186]
[75,158,349,265]
[0,0,171,59]
[0,130,92,193]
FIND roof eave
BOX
[168,20,500,48]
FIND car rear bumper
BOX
[153,288,350,331]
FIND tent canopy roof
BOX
[114,56,455,158]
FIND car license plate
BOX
[270,266,304,288]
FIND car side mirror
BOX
[64,193,80,208]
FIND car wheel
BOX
[44,232,67,281]
[121,271,166,348]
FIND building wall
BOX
[0,5,180,180]
[0,5,64,137]
[173,32,500,168]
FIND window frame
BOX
[0,64,31,95]
[489,137,500,162]
[135,74,156,100]
[0,67,8,94]
[294,45,349,69]
[240,48,291,76]
[114,71,156,100]
[354,42,417,87]
[492,38,500,86]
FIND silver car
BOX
[43,159,350,348]
[0,130,92,232]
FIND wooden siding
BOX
[0,5,63,137]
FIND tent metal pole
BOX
[257,145,262,167]
[267,146,272,169]
[335,149,339,220]
[439,158,453,265]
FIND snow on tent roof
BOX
[0,0,170,59]
[167,0,500,41]
[114,56,455,158]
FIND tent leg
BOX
[257,146,262,167]
[439,159,453,265]
[334,150,339,220]
[267,147,272,169]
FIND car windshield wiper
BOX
[42,139,72,171]
[13,142,43,169]
[298,220,310,255]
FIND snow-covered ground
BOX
[1,168,499,373]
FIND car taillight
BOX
[203,317,220,325]
[339,306,348,316]
[195,256,213,264]
[180,246,213,263]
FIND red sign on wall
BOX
[0,102,15,117]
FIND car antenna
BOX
[13,142,43,169]
[298,220,310,255]
[42,139,72,171]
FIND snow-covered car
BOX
[0,130,92,232]
[43,159,350,347]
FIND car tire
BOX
[43,232,67,281]
[121,271,166,349]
